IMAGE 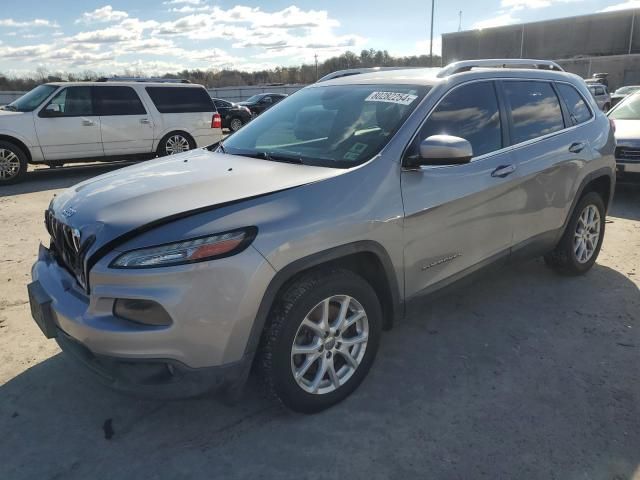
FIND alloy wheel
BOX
[230,118,243,131]
[290,295,369,395]
[0,148,20,180]
[574,204,601,263]
[165,135,190,155]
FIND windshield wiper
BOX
[239,150,304,165]
[261,151,304,164]
[2,105,17,111]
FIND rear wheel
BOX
[229,117,244,132]
[544,191,606,275]
[157,132,195,157]
[0,141,27,185]
[259,269,382,413]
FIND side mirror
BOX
[410,135,473,167]
[43,104,61,116]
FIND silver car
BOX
[588,84,612,112]
[608,91,640,175]
[28,59,616,413]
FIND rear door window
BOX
[95,86,146,116]
[145,87,214,113]
[413,81,502,158]
[503,81,564,144]
[556,83,592,125]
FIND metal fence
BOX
[0,91,25,105]
[0,84,308,106]
[207,84,306,103]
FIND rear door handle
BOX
[491,164,516,178]
[82,119,95,126]
[140,118,151,124]
[569,142,586,153]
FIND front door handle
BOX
[569,142,586,153]
[82,119,95,126]
[140,118,151,124]
[491,164,516,178]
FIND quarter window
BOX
[145,87,214,113]
[412,81,502,158]
[41,87,94,117]
[503,81,564,144]
[556,83,592,125]
[95,86,146,116]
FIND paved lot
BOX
[1,164,639,480]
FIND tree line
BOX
[0,49,443,90]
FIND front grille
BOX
[44,209,93,290]
[616,146,640,162]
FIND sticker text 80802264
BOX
[364,91,418,105]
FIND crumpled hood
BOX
[50,149,345,252]
[613,119,640,145]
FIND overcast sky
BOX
[0,0,637,75]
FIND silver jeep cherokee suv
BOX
[28,60,616,413]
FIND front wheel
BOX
[157,132,195,157]
[259,269,382,413]
[544,191,606,275]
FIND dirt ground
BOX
[1,164,639,480]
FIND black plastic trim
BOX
[243,240,402,357]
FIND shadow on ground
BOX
[0,162,136,197]
[1,260,639,479]
[610,179,640,221]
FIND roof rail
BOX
[437,59,564,78]
[96,77,191,84]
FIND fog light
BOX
[113,299,172,326]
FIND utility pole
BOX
[429,0,435,66]
[314,53,318,81]
[458,10,462,32]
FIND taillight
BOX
[212,113,222,129]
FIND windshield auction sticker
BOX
[364,91,418,105]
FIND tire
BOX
[259,269,382,413]
[157,132,195,157]
[229,117,244,132]
[603,103,610,113]
[0,140,27,185]
[544,191,606,275]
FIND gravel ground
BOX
[0,164,639,480]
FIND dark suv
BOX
[238,93,287,116]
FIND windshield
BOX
[222,84,429,168]
[244,94,264,103]
[614,86,640,95]
[5,84,58,112]
[609,93,640,120]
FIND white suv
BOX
[0,80,224,184]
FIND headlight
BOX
[110,227,256,268]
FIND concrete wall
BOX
[556,54,640,89]
[443,9,639,63]
[0,84,308,106]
